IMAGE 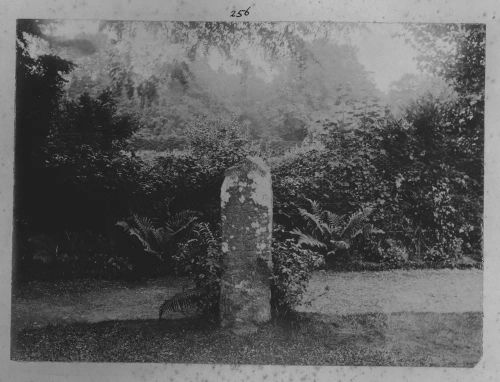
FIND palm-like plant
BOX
[116,211,198,260]
[291,199,383,257]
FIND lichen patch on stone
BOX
[220,172,239,208]
[257,242,267,251]
[246,170,272,208]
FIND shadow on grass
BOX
[11,311,482,367]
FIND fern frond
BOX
[341,207,373,240]
[362,223,372,239]
[132,214,155,240]
[117,217,163,256]
[169,217,198,238]
[324,211,342,228]
[305,198,322,217]
[132,214,154,232]
[298,208,328,236]
[291,229,327,249]
[166,210,199,231]
[194,222,217,246]
[158,287,206,319]
[117,222,155,253]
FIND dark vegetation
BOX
[13,20,484,317]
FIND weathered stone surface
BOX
[219,156,273,334]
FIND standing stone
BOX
[220,157,273,334]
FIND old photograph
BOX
[11,19,484,366]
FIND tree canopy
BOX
[45,21,383,146]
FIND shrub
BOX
[171,222,223,317]
[149,118,253,228]
[271,102,482,266]
[19,231,133,280]
[378,239,410,266]
[150,154,220,218]
[424,246,446,264]
[271,124,387,232]
[128,135,189,151]
[270,236,324,318]
[33,91,145,232]
[185,117,251,168]
[424,237,464,265]
[160,223,323,320]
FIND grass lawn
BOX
[11,311,482,366]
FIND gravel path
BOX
[298,268,483,315]
[12,269,482,330]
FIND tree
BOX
[55,22,379,147]
[387,73,456,117]
[405,24,485,183]
[15,20,145,234]
[15,20,74,229]
[406,24,485,100]
[378,24,486,259]
[41,90,144,233]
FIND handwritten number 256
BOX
[231,7,250,17]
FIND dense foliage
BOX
[56,21,382,148]
[173,222,223,316]
[15,20,150,280]
[290,199,383,265]
[272,103,482,268]
[270,230,324,317]
[15,19,483,320]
